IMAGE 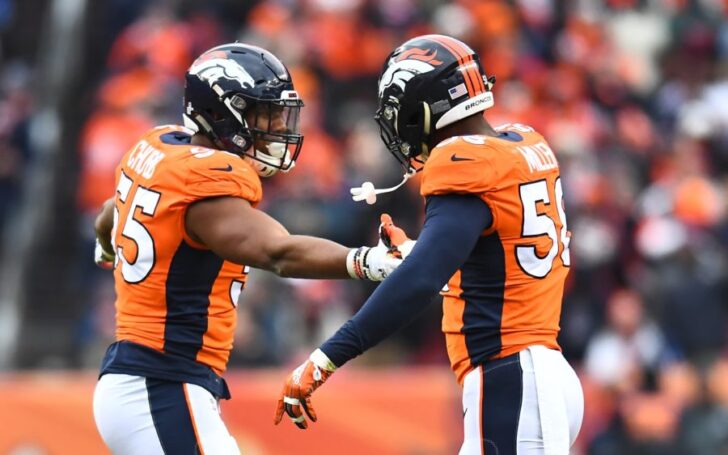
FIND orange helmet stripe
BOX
[437,35,487,94]
[428,35,486,95]
[425,35,477,97]
[464,57,486,93]
[441,36,485,95]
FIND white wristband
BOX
[346,248,359,279]
[346,247,370,280]
[310,348,337,372]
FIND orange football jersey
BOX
[421,124,570,384]
[110,125,261,376]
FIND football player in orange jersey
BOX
[276,35,584,455]
[91,43,407,455]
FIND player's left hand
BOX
[94,238,115,270]
[274,349,336,430]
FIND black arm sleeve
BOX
[320,194,493,367]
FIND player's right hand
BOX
[94,238,115,270]
[379,213,416,259]
[346,214,417,281]
[346,244,401,281]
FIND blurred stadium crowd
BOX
[1,0,728,453]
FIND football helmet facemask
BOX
[184,43,304,177]
[375,34,495,172]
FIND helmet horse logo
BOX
[189,57,256,89]
[378,49,442,97]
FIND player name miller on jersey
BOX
[517,141,558,173]
[126,139,166,179]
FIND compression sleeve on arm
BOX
[320,194,493,367]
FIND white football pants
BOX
[460,346,583,455]
[93,374,240,454]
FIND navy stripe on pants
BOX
[481,353,523,455]
[146,378,200,455]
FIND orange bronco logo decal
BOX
[396,48,443,65]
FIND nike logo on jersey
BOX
[450,154,474,162]
[209,164,233,172]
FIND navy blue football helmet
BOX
[184,43,304,177]
[375,35,495,172]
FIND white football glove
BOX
[94,238,115,270]
[346,244,400,281]
[346,214,416,281]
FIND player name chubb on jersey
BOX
[126,139,167,179]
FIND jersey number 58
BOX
[516,177,570,278]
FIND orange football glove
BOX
[379,213,416,259]
[274,349,336,430]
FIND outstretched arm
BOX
[320,194,493,365]
[275,194,493,429]
[186,196,399,280]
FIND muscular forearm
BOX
[266,235,351,279]
[187,196,393,281]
